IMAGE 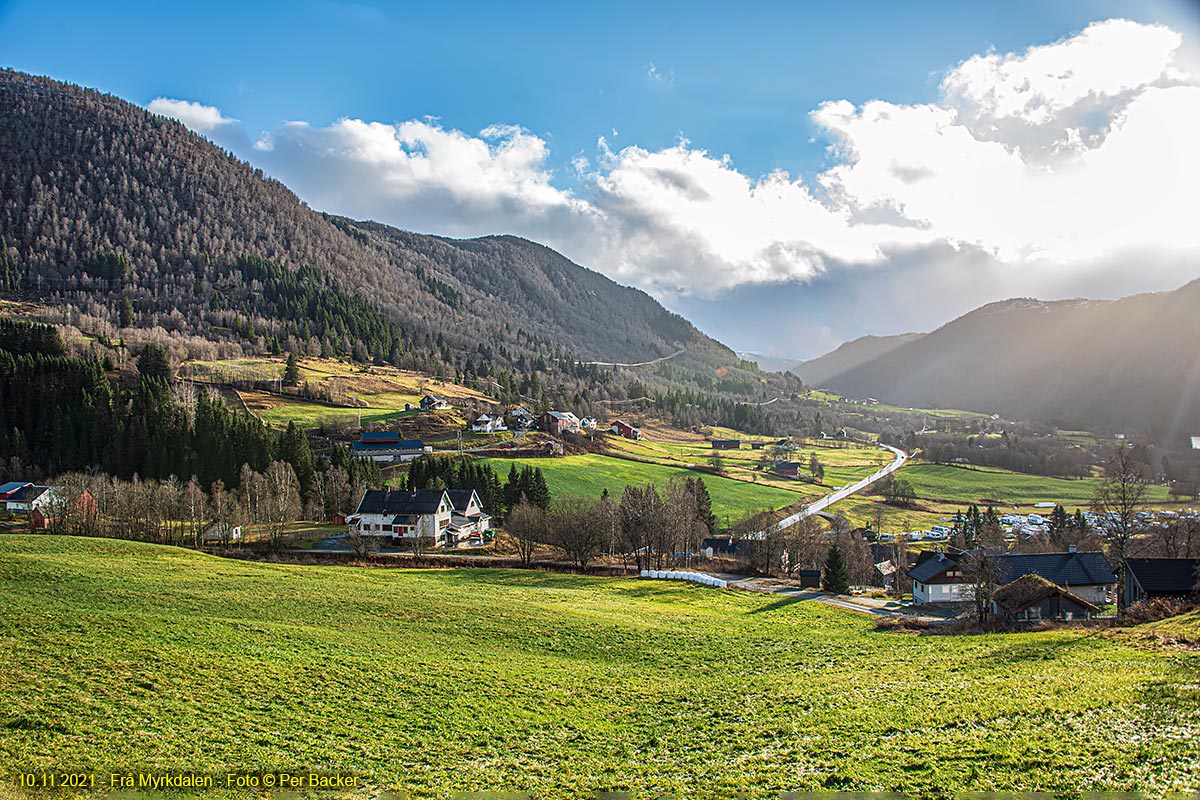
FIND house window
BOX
[381,525,392,532]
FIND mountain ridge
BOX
[0,68,766,402]
[798,280,1200,434]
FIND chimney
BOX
[1068,545,1077,553]
[937,552,945,562]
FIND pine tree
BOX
[822,545,851,595]
[283,353,300,386]
[528,467,551,510]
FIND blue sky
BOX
[4,0,1200,358]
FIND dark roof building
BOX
[355,489,448,516]
[908,548,1117,606]
[711,439,740,450]
[1124,558,1200,607]
[992,550,1117,588]
[992,574,1100,622]
[360,431,402,443]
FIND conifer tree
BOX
[822,545,851,595]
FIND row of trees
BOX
[504,478,716,570]
[35,457,368,551]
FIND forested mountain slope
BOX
[790,333,924,389]
[0,69,741,388]
[809,282,1200,435]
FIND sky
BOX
[3,0,1200,359]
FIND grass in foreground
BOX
[1,536,1198,798]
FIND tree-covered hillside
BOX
[0,69,774,405]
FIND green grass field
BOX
[897,463,1172,507]
[1,536,1197,798]
[483,454,804,520]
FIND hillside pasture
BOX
[0,536,1197,798]
[182,356,491,429]
[483,453,805,520]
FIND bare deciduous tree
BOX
[1092,445,1149,607]
[506,497,548,567]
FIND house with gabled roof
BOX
[420,394,450,411]
[992,574,1100,622]
[909,548,1117,606]
[539,410,580,436]
[609,419,642,440]
[471,414,507,434]
[1124,558,1200,607]
[446,489,492,543]
[348,489,454,547]
[2,483,52,512]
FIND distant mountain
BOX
[789,333,924,388]
[737,351,804,374]
[804,283,1200,434]
[0,69,754,394]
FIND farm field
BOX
[1,536,1198,798]
[181,356,490,429]
[896,463,1172,507]
[604,433,889,495]
[483,454,806,521]
[830,461,1177,533]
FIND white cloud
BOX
[151,18,1200,303]
[646,62,675,85]
[147,98,238,132]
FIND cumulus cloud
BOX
[149,18,1200,304]
[147,98,238,132]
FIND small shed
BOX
[796,569,821,589]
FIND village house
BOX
[446,489,492,544]
[471,414,507,434]
[31,489,97,530]
[580,417,598,431]
[539,410,581,436]
[349,488,454,548]
[992,574,1100,622]
[508,406,536,430]
[609,420,642,440]
[350,431,431,463]
[0,482,53,513]
[909,548,1117,606]
[420,394,450,411]
[773,461,803,479]
[711,439,741,450]
[1123,558,1200,607]
[200,521,243,544]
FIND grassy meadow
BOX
[181,357,489,430]
[1,536,1198,798]
[483,453,804,521]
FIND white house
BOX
[471,414,507,434]
[0,482,53,512]
[420,395,450,411]
[580,417,598,431]
[348,489,454,547]
[201,522,243,544]
[446,489,493,543]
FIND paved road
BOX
[746,442,908,540]
[723,575,952,622]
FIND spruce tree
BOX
[283,353,300,386]
[822,545,851,595]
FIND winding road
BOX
[746,442,908,540]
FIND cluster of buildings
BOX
[907,547,1200,621]
[348,488,492,548]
